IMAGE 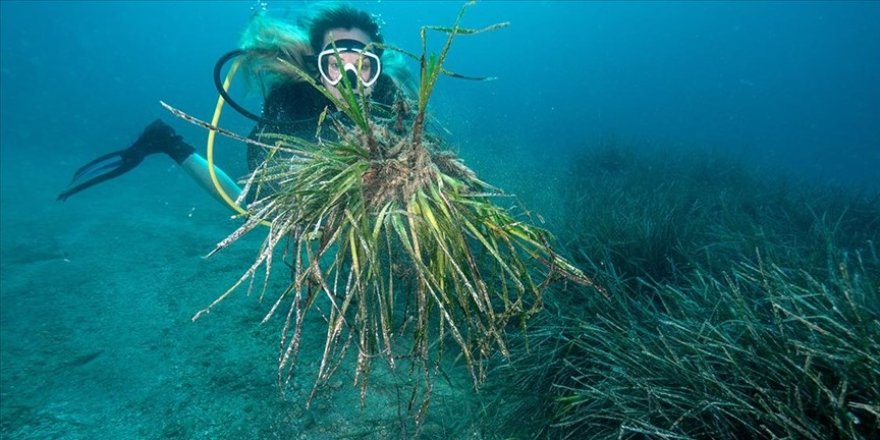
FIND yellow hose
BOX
[207,60,271,227]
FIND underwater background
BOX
[1,1,878,439]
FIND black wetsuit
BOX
[246,74,402,173]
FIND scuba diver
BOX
[57,4,414,205]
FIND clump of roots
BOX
[358,124,475,209]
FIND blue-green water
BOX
[2,1,878,439]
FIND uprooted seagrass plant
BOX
[164,2,603,420]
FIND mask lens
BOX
[318,48,381,87]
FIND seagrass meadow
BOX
[479,144,880,439]
[2,1,879,439]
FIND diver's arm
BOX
[179,153,243,208]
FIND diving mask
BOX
[317,39,382,88]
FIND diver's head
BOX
[307,5,384,100]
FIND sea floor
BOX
[0,153,490,439]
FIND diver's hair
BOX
[239,13,309,61]
[237,12,312,92]
[303,4,384,56]
[235,3,412,97]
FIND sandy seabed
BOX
[0,154,487,439]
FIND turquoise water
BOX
[2,1,878,439]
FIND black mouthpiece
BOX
[344,70,359,87]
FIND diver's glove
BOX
[57,119,195,201]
